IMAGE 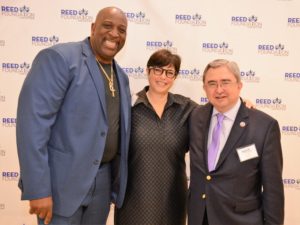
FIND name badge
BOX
[236,144,258,162]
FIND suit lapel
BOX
[215,103,249,170]
[200,104,214,171]
[81,38,130,134]
[82,39,108,122]
[114,63,130,133]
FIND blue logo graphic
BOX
[240,70,260,82]
[258,43,289,56]
[202,42,233,55]
[1,5,35,19]
[122,66,146,79]
[231,15,262,28]
[61,8,93,22]
[125,11,150,24]
[32,35,59,46]
[1,62,30,74]
[146,40,177,52]
[20,5,29,13]
[178,68,202,81]
[175,13,206,26]
[255,97,286,110]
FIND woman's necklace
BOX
[96,59,116,97]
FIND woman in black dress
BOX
[115,49,197,225]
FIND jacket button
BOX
[206,175,212,181]
[202,194,206,199]
[100,132,105,137]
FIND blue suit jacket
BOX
[188,102,284,225]
[16,38,131,217]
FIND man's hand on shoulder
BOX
[243,99,256,109]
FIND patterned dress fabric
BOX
[115,87,197,225]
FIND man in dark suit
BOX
[16,7,131,225]
[188,59,284,225]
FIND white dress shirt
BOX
[207,99,242,168]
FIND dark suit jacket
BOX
[16,38,131,217]
[188,101,284,225]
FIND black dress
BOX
[115,87,197,225]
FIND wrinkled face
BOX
[90,8,127,63]
[147,64,176,95]
[203,65,243,113]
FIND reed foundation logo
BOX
[258,44,289,56]
[282,126,300,137]
[283,178,300,190]
[175,13,207,26]
[178,68,202,81]
[231,15,262,28]
[255,97,286,111]
[2,118,17,127]
[0,40,5,46]
[125,11,150,25]
[202,42,233,55]
[288,18,300,27]
[0,203,5,210]
[1,62,30,74]
[240,69,260,83]
[32,35,59,46]
[2,171,19,181]
[123,66,146,79]
[146,40,177,53]
[1,5,35,19]
[284,72,300,82]
[60,9,93,22]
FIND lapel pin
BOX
[240,121,246,127]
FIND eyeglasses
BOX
[205,80,237,90]
[149,67,176,78]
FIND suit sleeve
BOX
[16,48,71,200]
[261,119,284,225]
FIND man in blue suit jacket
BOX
[16,7,131,225]
[188,59,284,225]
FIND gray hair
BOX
[202,59,241,83]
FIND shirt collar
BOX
[212,98,241,121]
[132,86,186,108]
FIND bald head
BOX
[90,7,128,63]
[95,7,127,25]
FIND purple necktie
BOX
[208,113,224,172]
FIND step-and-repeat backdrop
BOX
[1,0,299,224]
